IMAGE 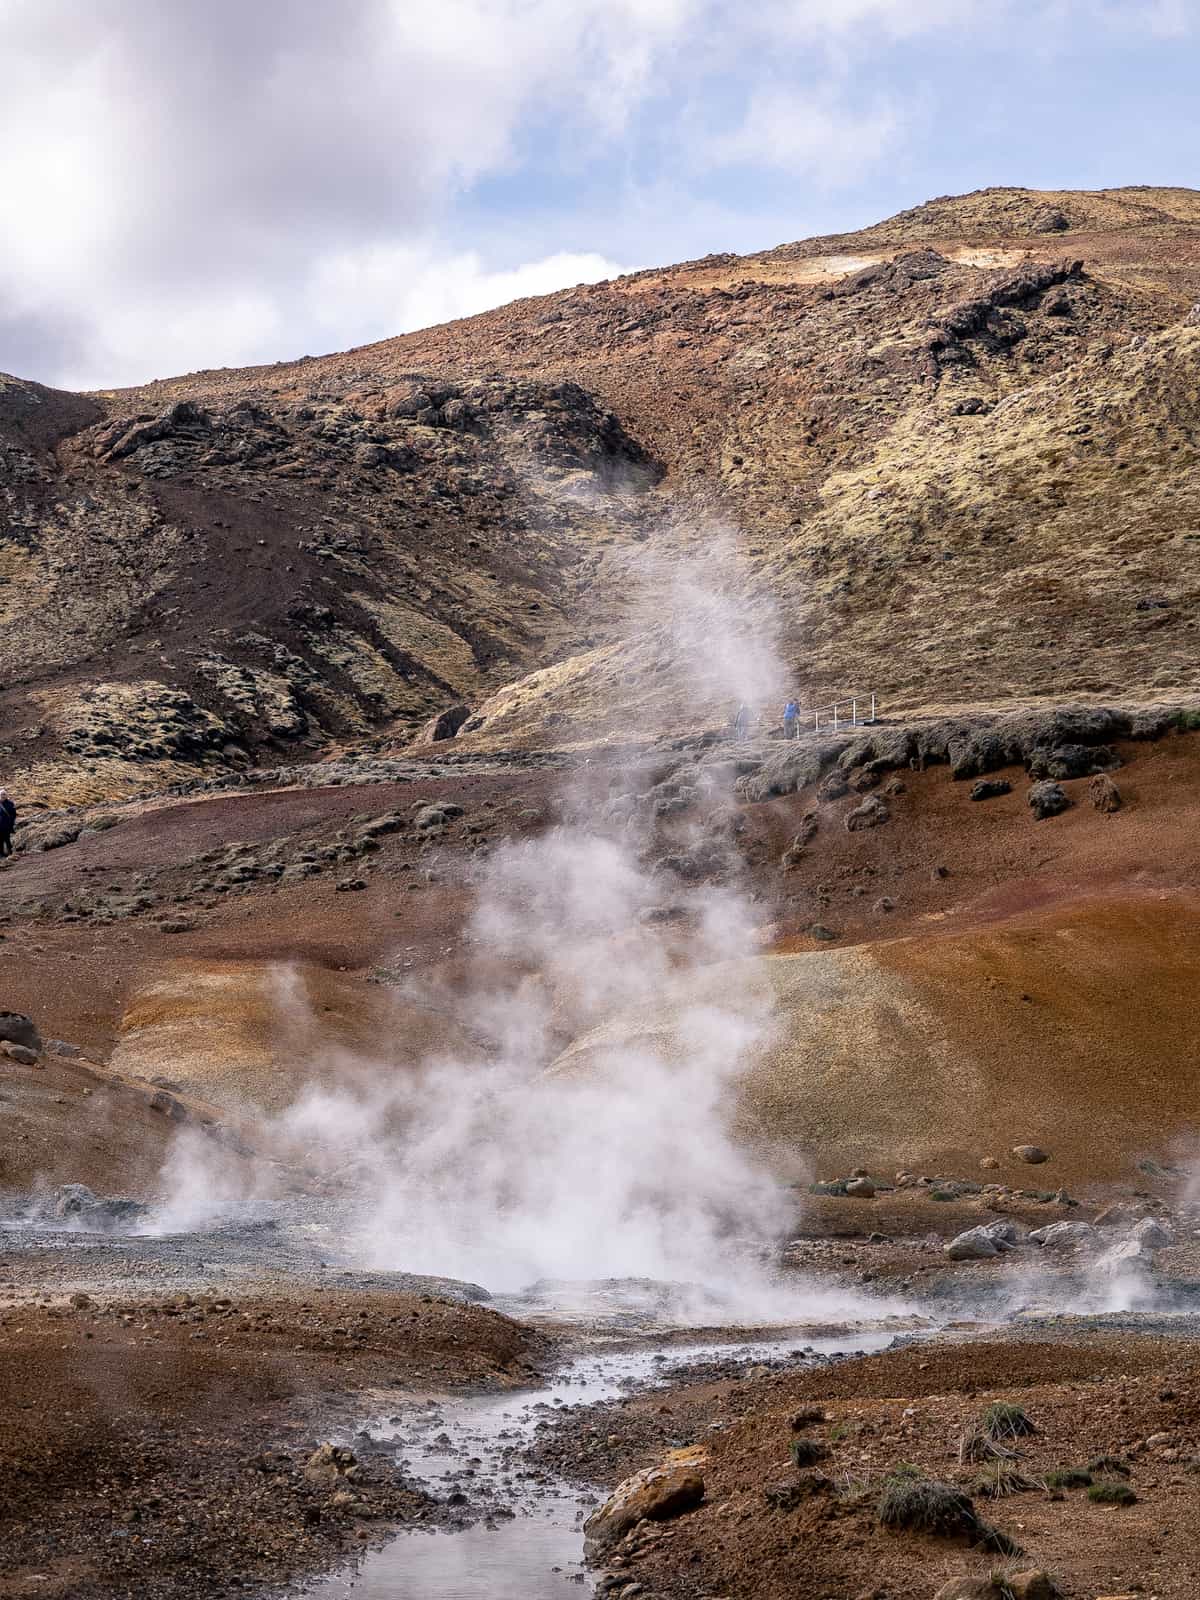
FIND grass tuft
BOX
[1086,1454,1130,1478]
[1087,1480,1137,1506]
[1044,1467,1092,1490]
[789,1437,830,1469]
[876,1472,1021,1554]
[981,1402,1036,1440]
[975,1465,1037,1499]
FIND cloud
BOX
[1,0,1194,388]
[309,245,627,347]
[0,0,673,387]
[706,88,904,182]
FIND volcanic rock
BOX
[969,779,1012,800]
[583,1461,705,1556]
[0,1012,41,1052]
[845,794,890,831]
[1027,781,1068,820]
[1090,773,1122,811]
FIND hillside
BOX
[3,185,1200,802]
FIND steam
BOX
[147,519,842,1315]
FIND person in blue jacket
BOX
[782,699,799,739]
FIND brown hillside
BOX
[3,187,1200,799]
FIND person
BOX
[0,789,14,858]
[731,702,750,741]
[783,698,799,739]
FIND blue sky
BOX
[1,0,1197,389]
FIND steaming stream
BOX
[298,1316,906,1600]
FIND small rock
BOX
[979,1156,1000,1170]
[808,924,838,942]
[304,1443,356,1488]
[969,779,1012,801]
[1012,1144,1049,1164]
[1,1041,39,1066]
[845,1177,876,1198]
[1089,773,1122,812]
[1028,780,1069,820]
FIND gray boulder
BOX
[1028,781,1068,820]
[969,779,1012,800]
[1028,1221,1098,1251]
[0,1012,42,1053]
[945,1222,1019,1261]
[1131,1217,1174,1250]
[845,794,890,831]
[1028,743,1118,780]
[54,1183,99,1217]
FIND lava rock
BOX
[1089,773,1122,812]
[0,1011,42,1053]
[969,778,1012,800]
[1028,781,1068,820]
[844,794,890,831]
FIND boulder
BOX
[52,1184,147,1229]
[0,1012,41,1053]
[304,1444,357,1488]
[945,1224,1009,1261]
[1028,743,1118,780]
[1013,1144,1049,1164]
[583,1461,704,1556]
[1,1041,40,1066]
[414,800,465,829]
[413,705,471,746]
[845,794,890,831]
[1028,1221,1098,1251]
[1130,1217,1174,1250]
[1090,773,1122,812]
[845,1177,876,1198]
[1028,781,1068,820]
[1097,1239,1149,1274]
[55,1183,99,1218]
[969,778,1012,800]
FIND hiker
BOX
[731,702,750,741]
[0,789,15,858]
[783,698,799,739]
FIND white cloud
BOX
[310,245,627,343]
[706,88,903,182]
[0,0,1191,388]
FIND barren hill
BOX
[4,185,1200,801]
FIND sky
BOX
[1,0,1198,391]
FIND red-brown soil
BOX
[580,1333,1200,1600]
[0,1289,543,1600]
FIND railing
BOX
[795,693,876,736]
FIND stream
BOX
[297,1296,912,1600]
